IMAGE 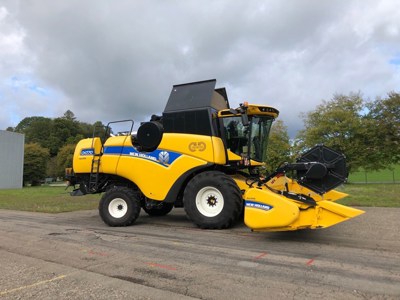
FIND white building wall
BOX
[0,130,24,189]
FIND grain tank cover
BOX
[164,79,229,113]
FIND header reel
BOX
[271,145,348,195]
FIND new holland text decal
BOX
[103,146,181,167]
[245,201,273,211]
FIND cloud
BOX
[1,0,399,137]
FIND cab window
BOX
[222,117,248,156]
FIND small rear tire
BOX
[99,186,141,227]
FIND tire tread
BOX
[99,186,141,227]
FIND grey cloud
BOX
[1,0,399,137]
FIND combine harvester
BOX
[67,79,364,232]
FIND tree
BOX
[63,110,76,120]
[15,116,52,141]
[46,157,58,179]
[296,93,366,172]
[363,92,400,170]
[56,144,76,177]
[14,111,98,157]
[265,120,292,172]
[15,116,53,151]
[50,117,80,155]
[23,143,50,186]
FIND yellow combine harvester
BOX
[67,79,364,231]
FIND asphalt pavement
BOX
[0,207,399,299]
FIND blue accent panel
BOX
[104,146,123,155]
[103,146,181,167]
[245,201,273,211]
[80,148,94,156]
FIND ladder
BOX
[88,154,101,193]
[87,119,134,193]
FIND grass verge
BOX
[0,186,100,213]
[348,165,400,183]
[337,183,400,207]
[0,183,399,213]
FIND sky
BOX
[0,0,399,137]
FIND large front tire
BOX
[184,171,243,229]
[99,186,141,227]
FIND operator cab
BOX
[158,78,280,168]
[219,104,279,168]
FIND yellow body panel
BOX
[268,201,365,231]
[227,150,241,161]
[211,137,227,165]
[73,133,226,201]
[116,154,206,200]
[158,134,221,163]
[101,136,131,174]
[243,188,299,229]
[72,137,102,173]
[218,104,279,118]
[266,175,348,202]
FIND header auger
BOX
[67,79,364,231]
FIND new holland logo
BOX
[245,201,273,211]
[189,142,206,152]
[158,151,170,164]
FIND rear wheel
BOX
[99,186,141,226]
[184,171,243,229]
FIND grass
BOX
[0,186,100,213]
[336,183,400,207]
[0,183,399,213]
[348,165,400,183]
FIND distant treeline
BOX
[6,110,106,185]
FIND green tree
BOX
[15,116,44,133]
[14,111,98,157]
[266,120,292,172]
[49,117,80,155]
[296,93,366,172]
[46,157,58,179]
[63,110,76,120]
[363,92,400,170]
[56,144,76,177]
[23,143,50,186]
[15,116,53,148]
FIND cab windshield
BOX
[222,115,274,163]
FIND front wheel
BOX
[99,186,141,226]
[184,171,243,229]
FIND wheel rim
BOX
[108,198,128,218]
[195,186,224,217]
